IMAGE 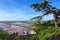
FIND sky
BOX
[0,0,60,21]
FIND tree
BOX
[30,0,60,27]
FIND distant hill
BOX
[0,21,34,23]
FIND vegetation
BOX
[0,0,60,40]
[31,0,60,27]
[0,22,60,40]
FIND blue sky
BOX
[0,0,60,21]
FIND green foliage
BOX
[29,21,60,40]
[31,16,42,21]
[0,23,60,40]
[0,0,60,40]
[30,0,60,27]
[37,26,60,40]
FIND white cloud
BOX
[0,9,24,21]
[0,8,35,21]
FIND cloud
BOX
[0,9,23,21]
[0,0,54,21]
[0,8,35,21]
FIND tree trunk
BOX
[55,22,58,27]
[53,14,58,27]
